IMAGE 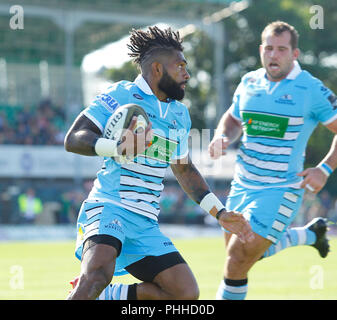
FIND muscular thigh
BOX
[153,259,198,298]
[81,235,121,276]
[126,251,198,299]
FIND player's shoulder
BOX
[298,69,323,85]
[298,69,333,98]
[94,80,136,111]
[240,68,266,84]
[104,80,134,94]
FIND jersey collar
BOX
[134,74,154,96]
[286,60,302,80]
[134,74,174,119]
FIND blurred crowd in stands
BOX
[1,180,337,228]
[0,100,66,145]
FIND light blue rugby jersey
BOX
[230,61,337,189]
[81,75,191,220]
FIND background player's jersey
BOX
[82,75,191,220]
[230,61,337,189]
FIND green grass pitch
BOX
[0,237,336,300]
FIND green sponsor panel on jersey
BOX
[143,133,178,163]
[242,112,289,138]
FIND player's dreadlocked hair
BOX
[127,26,183,71]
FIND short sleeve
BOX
[311,81,337,125]
[82,85,123,132]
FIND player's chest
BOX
[239,82,306,118]
[239,82,309,139]
[128,95,185,136]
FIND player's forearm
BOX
[171,161,227,220]
[214,111,242,144]
[171,160,210,204]
[319,135,337,172]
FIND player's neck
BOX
[152,88,169,102]
[143,75,169,102]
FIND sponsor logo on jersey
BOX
[242,111,289,138]
[275,94,295,105]
[133,93,144,100]
[143,133,178,163]
[328,94,337,110]
[98,93,119,111]
[168,119,177,130]
[146,112,157,119]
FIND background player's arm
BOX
[321,135,337,171]
[171,157,254,243]
[320,119,337,171]
[214,109,243,141]
[298,119,337,193]
[208,110,242,159]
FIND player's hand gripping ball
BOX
[103,104,149,163]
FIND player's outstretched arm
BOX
[171,157,254,243]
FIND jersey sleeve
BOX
[171,107,191,160]
[82,83,129,132]
[310,80,337,125]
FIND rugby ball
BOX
[103,103,149,142]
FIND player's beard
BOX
[265,66,289,81]
[262,59,294,81]
[158,68,186,101]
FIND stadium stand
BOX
[0,99,66,145]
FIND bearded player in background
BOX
[209,21,337,300]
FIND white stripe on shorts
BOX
[267,234,278,244]
[84,220,100,239]
[85,206,103,220]
[272,220,285,232]
[278,205,293,218]
[283,192,298,203]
